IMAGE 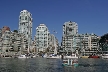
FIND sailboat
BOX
[46,42,61,59]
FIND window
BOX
[20,16,21,19]
[6,49,8,52]
[25,16,27,20]
[30,18,31,21]
[69,28,72,31]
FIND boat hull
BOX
[81,56,89,58]
[65,56,78,59]
[62,63,78,67]
[88,56,100,58]
[102,56,108,59]
[46,56,61,59]
[62,58,78,67]
[102,54,108,59]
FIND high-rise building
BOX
[35,24,50,52]
[18,10,33,48]
[62,21,78,52]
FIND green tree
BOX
[13,30,18,33]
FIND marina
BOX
[0,0,108,72]
[0,57,108,72]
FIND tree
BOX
[99,33,108,51]
[13,30,18,33]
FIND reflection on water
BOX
[0,58,108,72]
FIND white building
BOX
[35,24,50,52]
[18,10,33,48]
[49,34,59,52]
[62,21,78,52]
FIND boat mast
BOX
[53,31,57,55]
[54,36,57,54]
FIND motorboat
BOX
[65,54,78,59]
[18,54,30,58]
[46,54,61,59]
[102,54,108,59]
[62,59,78,67]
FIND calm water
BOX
[0,58,108,72]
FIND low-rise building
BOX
[0,30,29,55]
[48,34,59,52]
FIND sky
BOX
[0,0,108,44]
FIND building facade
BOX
[18,10,33,48]
[9,32,28,54]
[2,26,10,34]
[35,24,50,52]
[49,34,59,52]
[62,21,78,52]
[1,30,11,54]
[0,29,29,55]
[0,28,2,37]
[63,21,78,36]
[78,33,99,51]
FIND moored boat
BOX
[62,59,78,67]
[46,54,61,59]
[88,54,100,58]
[102,54,108,59]
[18,54,30,58]
[81,56,89,58]
[65,53,78,59]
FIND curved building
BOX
[18,10,33,48]
[35,24,50,52]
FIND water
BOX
[0,58,108,72]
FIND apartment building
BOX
[18,10,33,48]
[62,21,78,52]
[49,34,59,52]
[35,24,50,52]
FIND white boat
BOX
[18,55,30,58]
[32,55,36,58]
[46,54,61,59]
[62,59,78,67]
[47,55,61,59]
[65,54,78,59]
[102,54,108,59]
[43,53,48,58]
